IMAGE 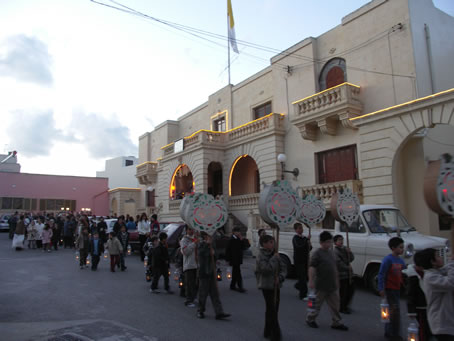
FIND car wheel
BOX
[367,265,380,296]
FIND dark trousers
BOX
[385,289,401,339]
[230,264,243,289]
[64,236,73,248]
[36,240,43,249]
[110,255,120,271]
[339,278,355,311]
[151,267,169,290]
[184,269,198,303]
[295,264,308,299]
[198,276,223,315]
[415,309,432,341]
[79,249,88,267]
[52,237,59,250]
[262,289,281,341]
[9,225,15,239]
[139,234,147,261]
[119,253,126,270]
[435,335,454,341]
[91,254,100,270]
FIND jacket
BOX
[117,231,129,251]
[225,235,245,266]
[41,228,53,244]
[152,242,169,270]
[334,245,355,280]
[106,237,123,255]
[137,220,150,235]
[197,240,215,279]
[423,260,454,336]
[255,247,287,290]
[15,220,26,235]
[292,234,312,266]
[89,238,105,256]
[75,233,90,250]
[180,234,198,271]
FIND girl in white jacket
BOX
[137,213,150,261]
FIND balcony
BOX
[300,179,363,208]
[292,82,363,140]
[169,199,182,212]
[228,193,260,209]
[160,113,286,159]
[135,162,158,185]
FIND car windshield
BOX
[363,209,416,233]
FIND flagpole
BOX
[227,4,231,85]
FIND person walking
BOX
[106,232,123,272]
[90,232,104,271]
[196,232,230,320]
[137,213,150,262]
[117,225,129,271]
[306,231,348,331]
[255,234,286,341]
[150,232,173,294]
[292,222,312,300]
[180,225,198,307]
[12,214,26,251]
[333,234,355,314]
[75,227,90,269]
[150,214,160,235]
[41,223,53,252]
[226,227,247,293]
[27,219,38,249]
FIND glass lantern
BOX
[144,256,148,267]
[407,322,419,341]
[307,289,316,313]
[103,250,108,260]
[380,299,390,323]
[75,250,80,261]
[127,245,132,256]
[226,267,232,280]
[216,268,222,281]
[179,274,184,288]
[86,254,91,266]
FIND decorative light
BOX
[277,153,299,180]
[407,322,419,341]
[103,250,108,259]
[381,299,390,323]
[226,267,232,280]
[216,268,222,281]
[75,251,80,261]
[144,256,148,267]
[86,255,91,266]
[127,245,132,256]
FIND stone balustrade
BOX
[169,199,182,212]
[300,179,363,207]
[228,193,260,208]
[135,162,158,185]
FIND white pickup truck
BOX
[276,205,451,293]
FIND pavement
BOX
[0,232,411,341]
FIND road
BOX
[0,233,411,341]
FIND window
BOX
[317,145,358,184]
[253,101,272,120]
[213,117,226,132]
[146,190,156,207]
[319,58,346,91]
[339,219,365,233]
[125,159,134,167]
[1,197,12,210]
[13,198,23,210]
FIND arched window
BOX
[319,58,347,91]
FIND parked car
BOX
[0,214,11,232]
[278,205,451,294]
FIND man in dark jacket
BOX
[333,235,355,314]
[226,227,247,292]
[117,225,129,271]
[90,232,105,271]
[150,232,173,294]
[97,217,108,243]
[293,222,312,300]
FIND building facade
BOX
[125,0,454,242]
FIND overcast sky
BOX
[1,0,453,177]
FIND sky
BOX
[1,0,453,178]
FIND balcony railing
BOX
[300,179,363,207]
[228,193,260,209]
[169,199,182,212]
[292,82,363,140]
[135,162,158,185]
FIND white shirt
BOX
[137,220,150,235]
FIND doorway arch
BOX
[229,155,260,196]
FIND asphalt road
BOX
[0,233,411,341]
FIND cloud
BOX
[0,35,53,86]
[6,109,74,157]
[69,111,137,158]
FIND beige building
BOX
[116,0,454,242]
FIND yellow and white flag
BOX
[227,0,239,53]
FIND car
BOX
[0,214,12,232]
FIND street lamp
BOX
[277,153,299,180]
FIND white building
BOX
[0,152,20,173]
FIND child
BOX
[27,220,37,249]
[181,226,198,307]
[416,248,454,341]
[196,232,230,320]
[117,225,129,271]
[333,235,355,314]
[293,223,312,300]
[41,223,53,252]
[89,232,104,271]
[256,234,286,341]
[378,237,405,340]
[306,231,348,331]
[150,232,173,294]
[106,232,123,272]
[75,227,90,268]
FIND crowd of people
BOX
[6,211,454,341]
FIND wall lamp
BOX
[277,153,299,180]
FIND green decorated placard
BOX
[298,194,326,226]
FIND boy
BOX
[416,248,454,340]
[90,232,104,271]
[181,226,198,307]
[106,232,123,272]
[226,227,247,293]
[293,223,312,300]
[117,225,129,271]
[256,234,286,341]
[378,237,405,341]
[150,232,173,294]
[306,231,348,331]
[75,227,90,269]
[333,235,355,314]
[197,231,230,320]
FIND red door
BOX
[317,145,357,184]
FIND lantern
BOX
[380,299,390,323]
[407,322,419,341]
[144,256,148,267]
[307,290,316,313]
[127,245,132,256]
[173,270,180,282]
[179,274,184,288]
[86,254,91,266]
[226,267,232,280]
[103,250,108,260]
[146,273,151,282]
[216,268,222,281]
[75,250,80,261]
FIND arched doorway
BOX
[170,164,194,200]
[229,155,260,196]
[319,58,346,90]
[208,162,223,197]
[124,199,136,217]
